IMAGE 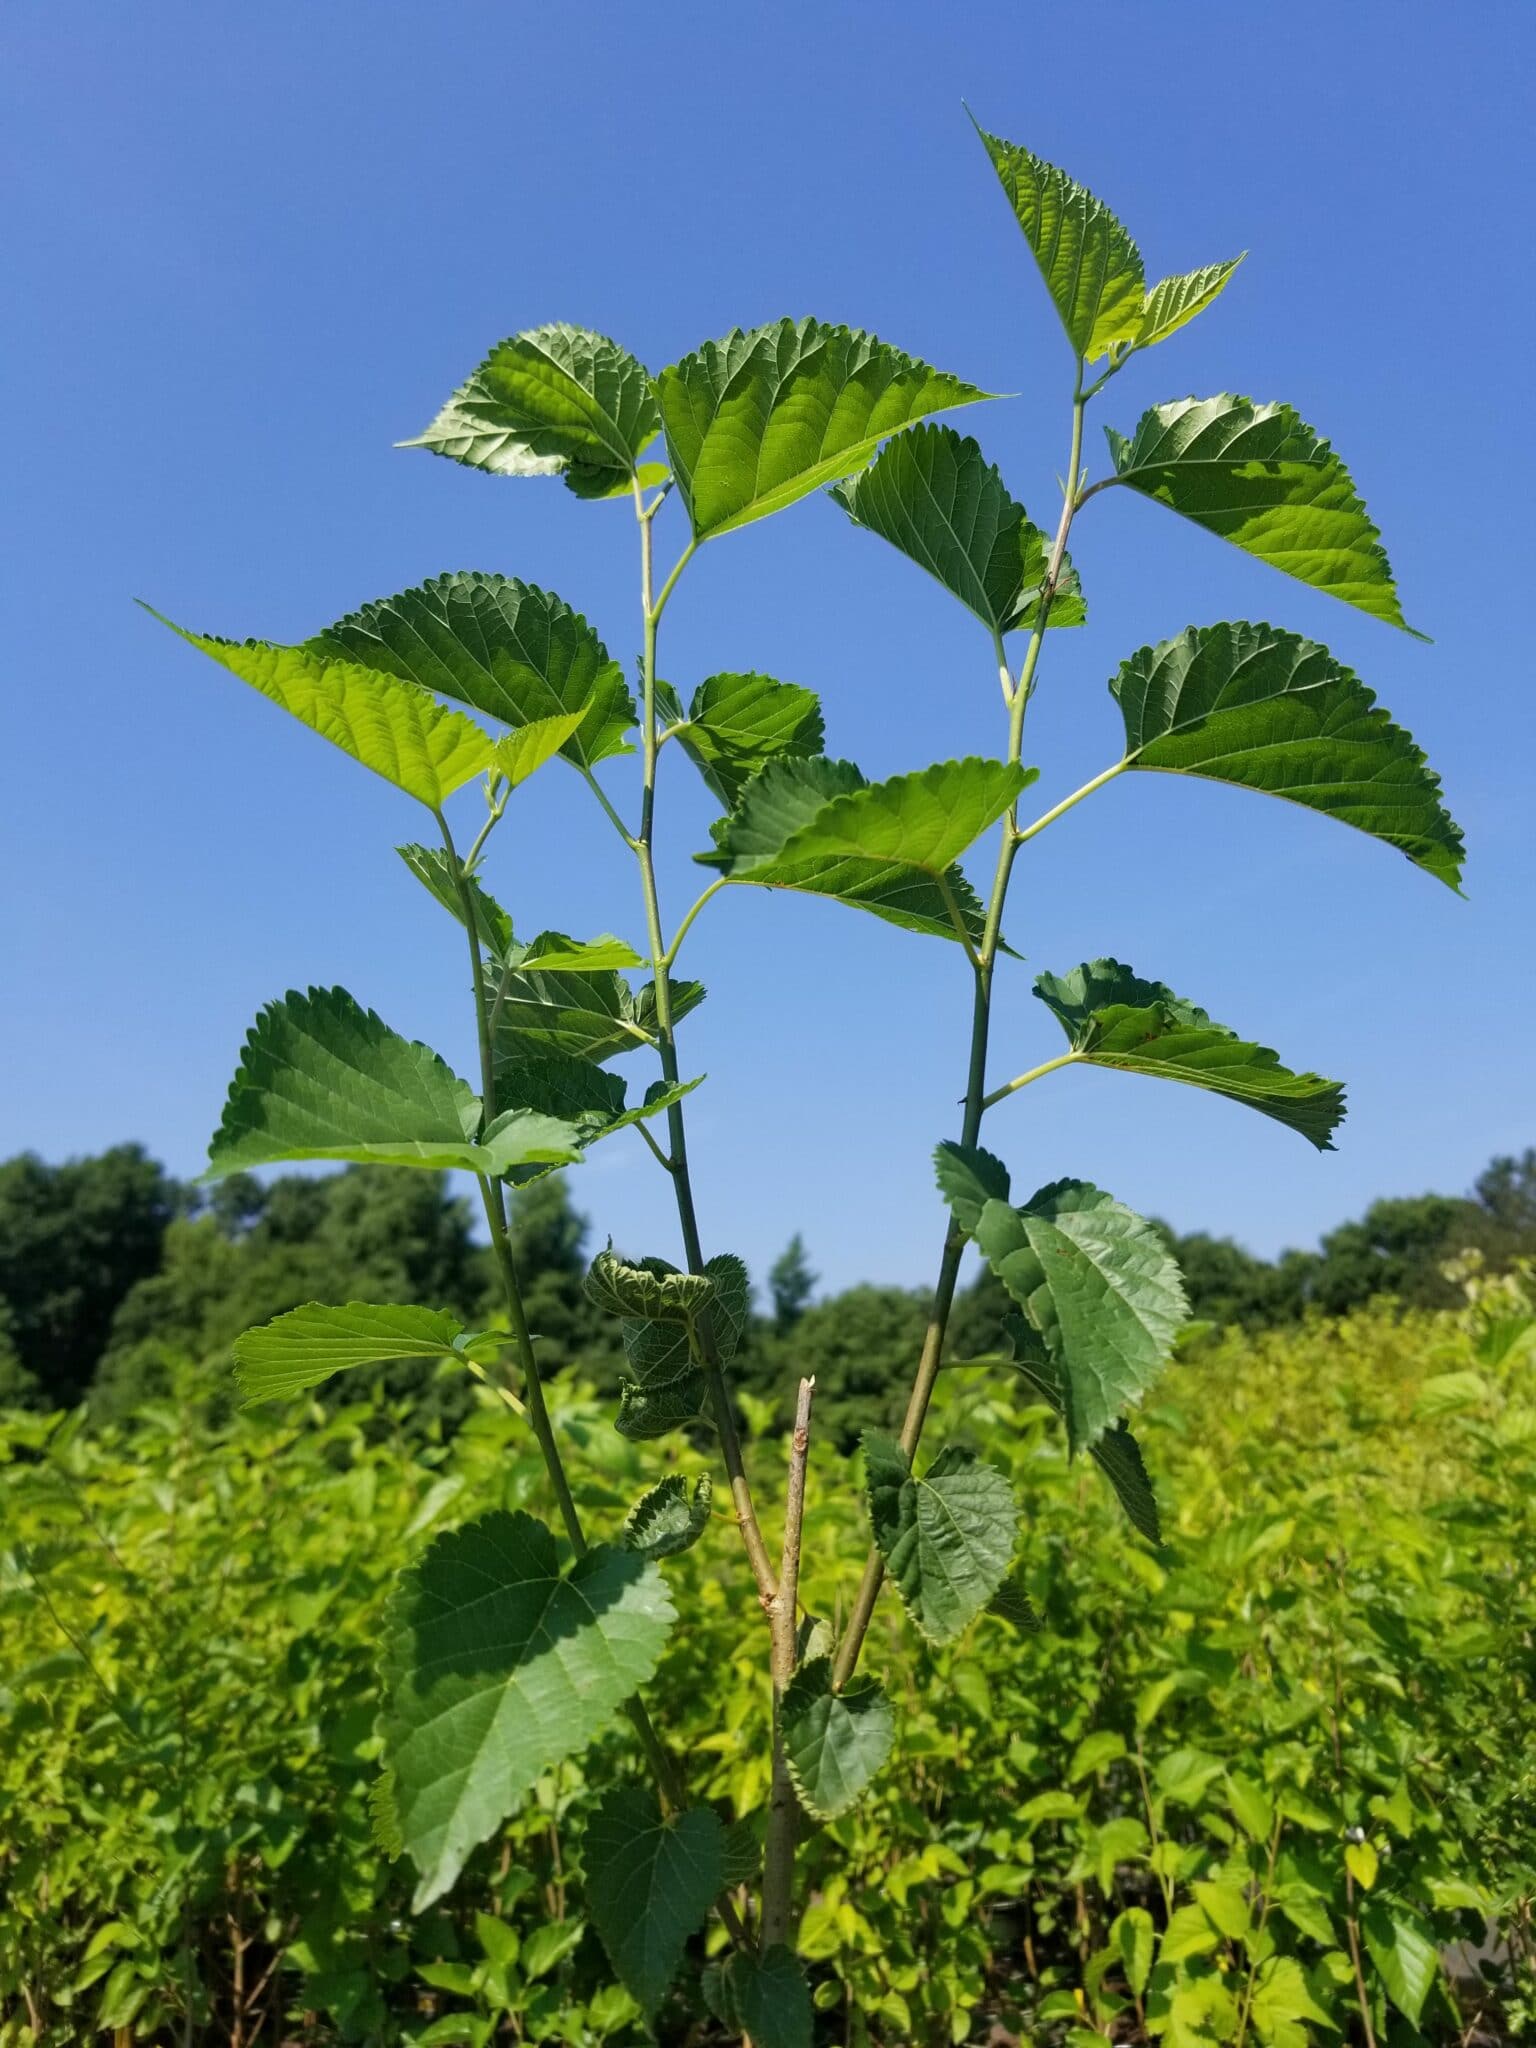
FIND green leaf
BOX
[1137,259,1245,349]
[863,1432,1016,1642]
[933,1139,1014,1233]
[493,1053,699,1151]
[972,123,1145,362]
[397,844,516,956]
[207,987,583,1180]
[381,1510,674,1907]
[1248,1955,1335,2041]
[622,1474,713,1559]
[233,1300,495,1405]
[585,1249,714,1325]
[144,608,494,806]
[493,708,591,787]
[999,1308,1162,1542]
[988,1573,1042,1632]
[582,1786,722,2017]
[613,1253,748,1443]
[697,756,1032,946]
[310,572,635,771]
[1112,621,1462,887]
[1225,1774,1276,1844]
[830,423,1084,634]
[1104,397,1418,631]
[488,956,648,1067]
[518,933,645,975]
[702,1946,812,2048]
[781,1657,895,1820]
[951,1173,1187,1452]
[657,316,991,541]
[1114,1907,1156,1998]
[400,325,660,500]
[1033,958,1346,1150]
[671,672,825,809]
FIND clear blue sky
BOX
[3,2,1532,1296]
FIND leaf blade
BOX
[234,1300,482,1405]
[1105,396,1418,631]
[310,573,635,770]
[831,423,1084,634]
[582,1786,722,2016]
[657,317,991,541]
[381,1511,674,1908]
[401,325,659,499]
[206,987,583,1180]
[1033,957,1346,1149]
[864,1432,1016,1642]
[1112,621,1463,887]
[781,1656,895,1820]
[145,609,495,806]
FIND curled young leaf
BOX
[622,1473,714,1560]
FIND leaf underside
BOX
[1001,1314,1162,1543]
[1111,621,1462,888]
[380,1510,674,1908]
[206,986,582,1180]
[657,315,991,541]
[401,323,660,500]
[697,755,1033,945]
[233,1300,490,1405]
[831,422,1084,634]
[622,1473,714,1559]
[614,1252,748,1441]
[145,609,494,807]
[1034,957,1346,1149]
[972,121,1239,362]
[671,671,826,808]
[310,571,635,770]
[1105,397,1418,632]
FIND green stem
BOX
[1013,760,1126,846]
[980,1051,1078,1112]
[831,373,1089,1693]
[629,492,779,1606]
[435,807,685,1819]
[662,876,731,967]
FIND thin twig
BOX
[761,1377,816,1951]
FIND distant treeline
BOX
[1,1144,1532,1440]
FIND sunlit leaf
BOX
[614,1253,747,1443]
[582,1786,722,2016]
[671,672,825,808]
[863,1431,1016,1642]
[381,1510,673,1908]
[697,756,1032,946]
[972,123,1144,361]
[1361,1905,1441,2025]
[1104,397,1418,631]
[831,423,1084,633]
[144,609,494,806]
[234,1300,495,1405]
[585,1249,714,1325]
[400,325,659,499]
[1112,621,1462,887]
[1138,259,1244,348]
[1032,958,1346,1149]
[493,708,590,786]
[658,317,990,541]
[207,987,582,1180]
[310,572,635,770]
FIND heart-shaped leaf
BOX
[582,1786,722,2015]
[781,1656,895,1819]
[863,1432,1016,1642]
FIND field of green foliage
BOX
[3,1260,1533,2048]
